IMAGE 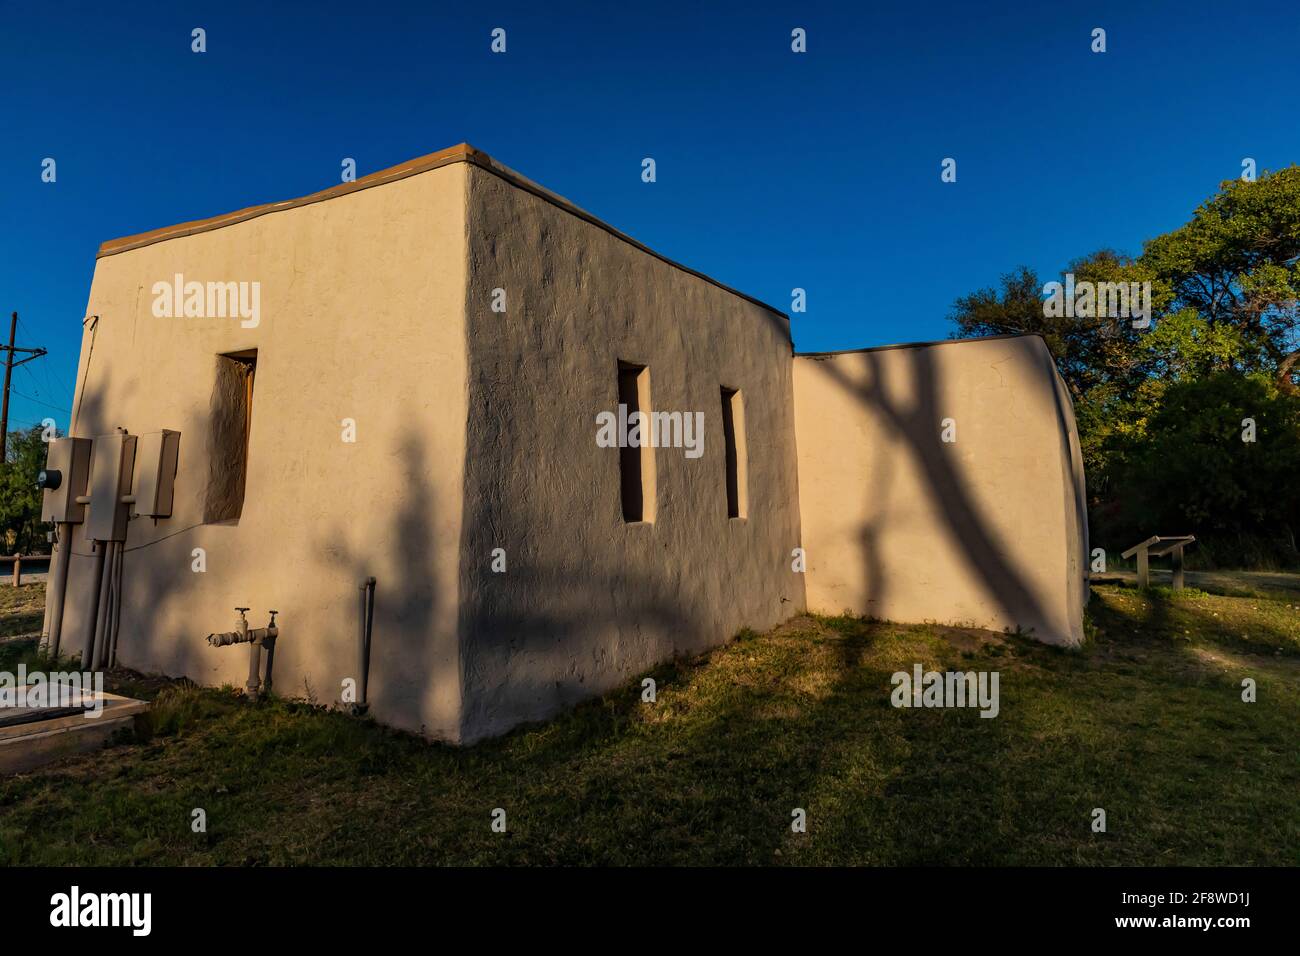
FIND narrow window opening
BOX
[721,386,747,519]
[205,350,257,523]
[617,360,655,523]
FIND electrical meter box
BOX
[40,437,93,524]
[85,433,137,542]
[132,430,181,518]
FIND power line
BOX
[18,363,59,411]
[16,314,72,404]
[12,389,69,413]
[17,361,68,410]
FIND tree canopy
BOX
[0,425,53,555]
[951,166,1300,566]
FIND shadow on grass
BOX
[1089,583,1300,658]
[3,604,1297,866]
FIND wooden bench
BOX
[1121,535,1196,589]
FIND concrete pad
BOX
[0,687,148,775]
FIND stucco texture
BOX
[53,163,470,740]
[50,144,1087,745]
[792,335,1088,645]
[456,163,806,742]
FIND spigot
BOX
[206,608,281,697]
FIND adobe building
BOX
[41,144,1088,744]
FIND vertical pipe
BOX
[107,542,121,667]
[109,540,125,667]
[358,577,375,707]
[357,581,368,706]
[81,543,107,666]
[45,524,72,658]
[104,542,119,668]
[365,580,376,690]
[99,545,114,669]
[246,641,262,698]
[93,541,117,669]
[263,640,276,694]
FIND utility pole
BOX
[0,312,49,463]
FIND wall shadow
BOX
[809,346,1055,635]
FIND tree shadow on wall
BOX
[809,345,1053,634]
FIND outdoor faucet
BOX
[204,607,281,698]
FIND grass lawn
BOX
[1,579,1297,866]
[0,584,47,640]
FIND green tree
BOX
[1141,166,1300,393]
[1106,374,1300,559]
[950,166,1300,566]
[948,251,1156,400]
[0,425,52,554]
[949,251,1162,497]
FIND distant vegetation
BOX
[952,167,1300,568]
[0,426,51,555]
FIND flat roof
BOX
[96,143,789,322]
[795,332,1045,358]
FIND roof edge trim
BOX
[95,143,789,324]
[795,332,1044,358]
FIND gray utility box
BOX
[85,433,137,542]
[40,437,93,524]
[132,430,181,519]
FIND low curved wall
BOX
[792,334,1088,645]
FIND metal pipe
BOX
[263,637,276,694]
[365,579,375,669]
[108,539,125,667]
[206,629,246,647]
[261,612,278,694]
[357,582,367,706]
[358,577,375,707]
[205,610,279,698]
[80,542,107,666]
[45,523,72,658]
[228,609,259,698]
[95,544,111,669]
[206,625,278,647]
[94,541,119,670]
[99,544,114,669]
[246,640,262,698]
[93,542,111,669]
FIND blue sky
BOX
[3,1,1299,435]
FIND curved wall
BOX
[792,335,1087,645]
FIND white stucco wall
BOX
[792,335,1087,645]
[54,163,470,740]
[456,161,807,741]
[48,145,1089,747]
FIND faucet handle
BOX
[267,610,278,626]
